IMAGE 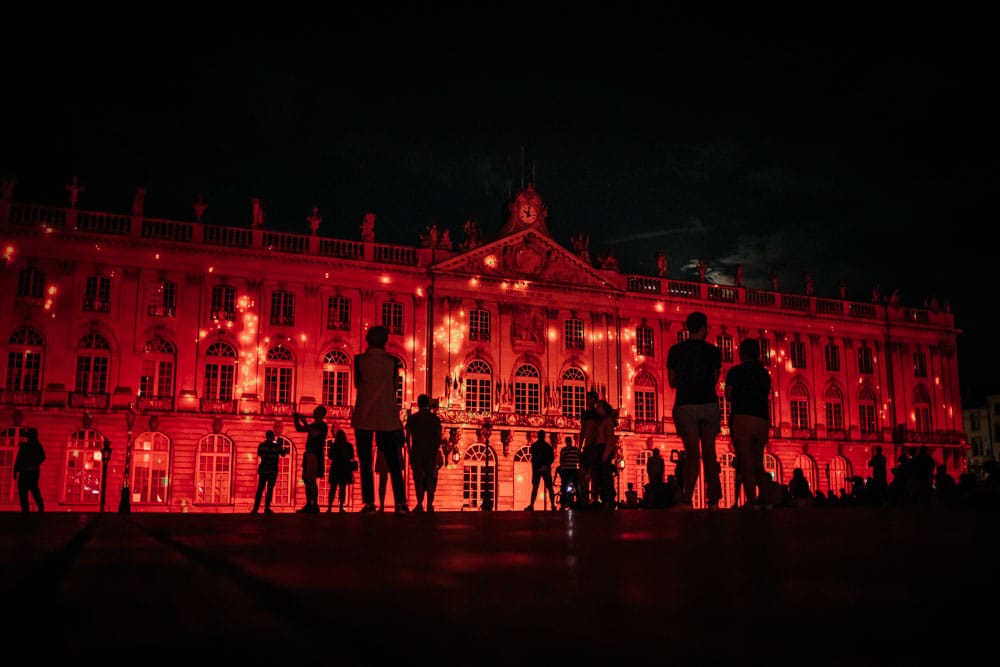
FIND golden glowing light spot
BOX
[548,328,557,341]
[154,253,160,260]
[324,272,329,279]
[484,254,498,268]
[300,333,307,342]
[500,281,509,290]
[468,277,479,287]
[654,302,665,313]
[2,245,14,260]
[379,275,391,284]
[199,330,208,338]
[208,266,214,273]
[416,287,425,298]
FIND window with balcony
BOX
[264,345,295,406]
[636,325,654,357]
[514,364,541,414]
[147,279,176,317]
[464,360,493,413]
[322,349,351,407]
[210,285,236,322]
[83,275,111,312]
[326,295,351,331]
[74,333,111,395]
[790,383,809,430]
[858,387,878,434]
[858,346,874,375]
[5,327,44,395]
[913,350,927,378]
[824,342,840,372]
[203,341,237,402]
[270,289,295,327]
[139,336,176,408]
[561,367,587,418]
[470,308,491,342]
[824,385,844,431]
[565,318,584,350]
[16,268,45,301]
[790,339,807,369]
[381,301,404,335]
[913,385,932,432]
[716,333,733,363]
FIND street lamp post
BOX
[118,404,136,513]
[99,438,112,512]
[615,449,627,509]
[479,420,494,511]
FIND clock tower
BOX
[500,182,551,237]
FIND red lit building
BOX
[0,180,966,512]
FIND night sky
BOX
[2,7,996,401]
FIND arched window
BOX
[6,327,44,394]
[264,344,295,406]
[793,454,817,492]
[763,452,780,485]
[790,383,810,430]
[824,385,844,431]
[195,432,233,504]
[633,370,657,422]
[462,443,495,509]
[560,367,587,417]
[322,350,351,407]
[204,341,238,402]
[828,455,852,497]
[275,436,297,508]
[912,385,932,432]
[130,431,171,505]
[464,360,492,413]
[75,333,111,395]
[514,364,541,414]
[63,427,109,505]
[857,386,878,434]
[140,335,176,401]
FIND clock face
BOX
[519,203,538,224]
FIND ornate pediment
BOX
[430,229,617,291]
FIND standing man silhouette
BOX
[352,325,408,514]
[725,338,772,510]
[667,311,723,510]
[14,427,45,513]
[251,429,287,514]
[406,393,443,512]
[293,405,327,513]
[525,429,556,511]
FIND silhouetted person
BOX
[556,436,581,508]
[788,467,813,507]
[867,445,888,504]
[406,393,443,512]
[668,311,723,510]
[327,429,355,512]
[910,445,936,504]
[934,464,956,503]
[646,447,665,484]
[623,482,639,509]
[594,400,619,508]
[525,429,557,510]
[578,391,601,507]
[351,325,408,513]
[251,429,287,514]
[294,405,328,513]
[725,337,771,510]
[14,427,45,513]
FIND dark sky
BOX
[2,7,996,401]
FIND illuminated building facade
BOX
[0,181,967,512]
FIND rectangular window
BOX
[825,402,844,430]
[716,334,733,363]
[790,340,807,369]
[211,285,236,321]
[75,355,109,394]
[204,363,235,401]
[636,326,654,357]
[470,309,491,342]
[914,406,931,432]
[270,290,295,327]
[514,381,540,414]
[17,268,45,300]
[326,296,351,331]
[83,275,111,312]
[791,399,809,429]
[913,351,927,378]
[264,367,293,404]
[825,344,840,372]
[634,390,656,421]
[565,319,584,350]
[465,377,491,412]
[858,347,874,374]
[758,337,771,366]
[6,351,41,393]
[381,302,404,335]
[859,404,877,434]
[322,369,349,406]
[147,280,177,317]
